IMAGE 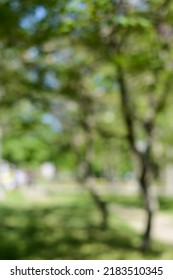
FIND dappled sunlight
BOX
[0,193,172,260]
[1,0,173,259]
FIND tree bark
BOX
[139,162,158,251]
[77,160,109,230]
[117,64,158,251]
[86,179,108,230]
[75,115,109,230]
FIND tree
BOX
[1,0,173,250]
[57,0,173,250]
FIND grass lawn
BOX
[0,189,172,260]
[104,193,173,213]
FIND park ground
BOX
[0,187,173,260]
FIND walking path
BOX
[111,204,173,245]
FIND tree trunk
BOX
[86,180,108,230]
[117,64,159,251]
[77,162,109,230]
[140,185,153,251]
[138,159,158,251]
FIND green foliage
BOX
[1,0,173,260]
[1,0,173,173]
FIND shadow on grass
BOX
[0,199,172,260]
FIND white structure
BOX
[40,162,56,180]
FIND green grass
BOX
[104,194,144,208]
[0,190,172,260]
[104,193,173,212]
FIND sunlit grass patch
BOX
[0,190,172,260]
